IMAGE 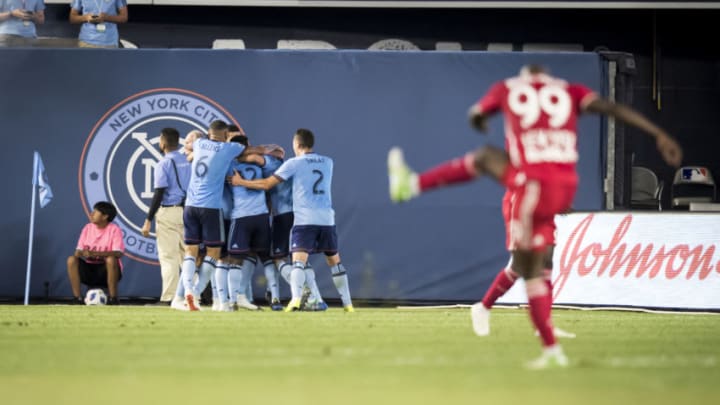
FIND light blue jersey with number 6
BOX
[185,139,244,209]
[273,153,334,226]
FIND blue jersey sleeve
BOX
[274,158,299,181]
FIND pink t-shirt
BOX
[76,222,125,269]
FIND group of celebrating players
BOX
[150,121,354,314]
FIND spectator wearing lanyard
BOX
[0,0,45,47]
[69,0,127,48]
[142,128,191,305]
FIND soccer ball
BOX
[85,289,107,306]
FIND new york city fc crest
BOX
[79,88,240,264]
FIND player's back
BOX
[228,161,268,218]
[263,154,293,216]
[487,71,596,183]
[281,153,334,226]
[186,138,243,209]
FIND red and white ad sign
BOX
[498,213,720,310]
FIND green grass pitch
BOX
[1,306,718,405]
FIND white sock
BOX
[174,267,185,299]
[264,260,280,301]
[278,261,292,284]
[180,255,196,296]
[194,257,216,297]
[290,262,306,300]
[242,257,256,302]
[331,263,352,307]
[304,265,323,303]
[210,260,221,301]
[214,262,229,304]
[228,264,243,303]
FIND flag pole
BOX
[24,152,39,306]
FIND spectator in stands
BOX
[67,201,125,305]
[69,0,127,48]
[0,0,45,47]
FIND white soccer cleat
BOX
[387,147,419,203]
[553,327,576,339]
[211,301,220,311]
[534,327,577,339]
[525,345,569,370]
[470,302,490,336]
[236,294,259,311]
[213,302,233,312]
[170,296,189,311]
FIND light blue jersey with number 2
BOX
[273,153,334,226]
[228,162,268,219]
[185,139,244,209]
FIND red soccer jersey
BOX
[476,72,597,184]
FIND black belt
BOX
[161,204,184,208]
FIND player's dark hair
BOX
[295,128,314,149]
[229,135,249,147]
[93,201,117,223]
[160,127,180,148]
[209,120,228,132]
[522,64,547,75]
[228,124,241,133]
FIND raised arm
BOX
[584,98,683,167]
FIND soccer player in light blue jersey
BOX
[262,153,326,311]
[180,120,251,311]
[216,135,268,312]
[231,129,353,312]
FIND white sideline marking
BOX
[603,355,718,368]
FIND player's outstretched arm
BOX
[584,98,683,167]
[229,171,282,190]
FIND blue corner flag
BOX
[34,151,53,208]
[26,151,54,305]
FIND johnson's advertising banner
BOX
[499,213,720,310]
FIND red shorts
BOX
[503,168,576,252]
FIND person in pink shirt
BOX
[66,201,125,305]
